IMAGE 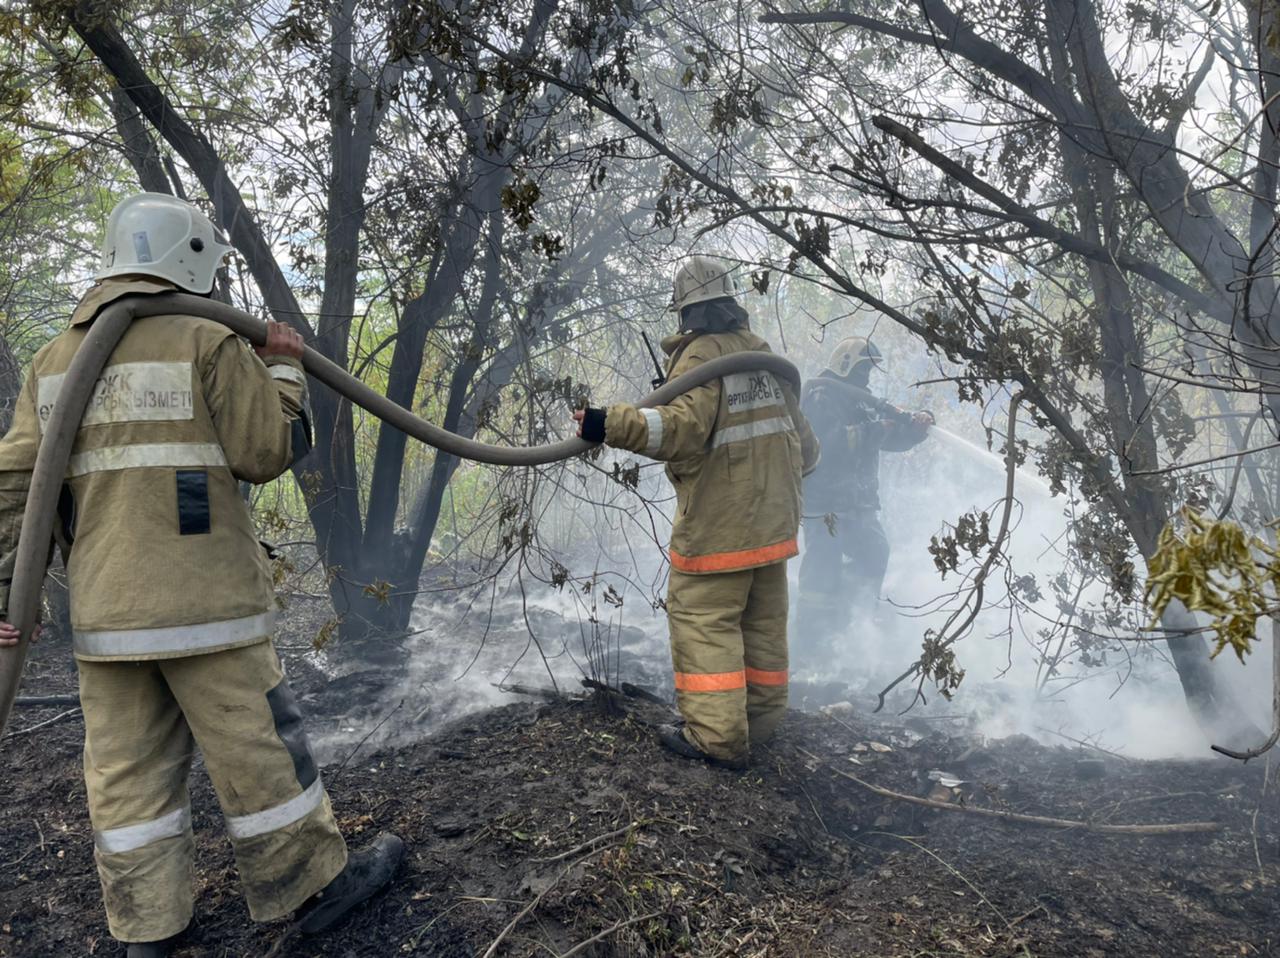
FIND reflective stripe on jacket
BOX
[604,328,820,574]
[0,277,308,660]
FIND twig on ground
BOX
[1033,725,1132,762]
[821,711,863,739]
[1009,903,1049,927]
[336,699,404,771]
[559,911,661,958]
[3,707,82,739]
[15,694,79,708]
[495,682,570,700]
[796,746,1220,834]
[619,682,669,705]
[404,899,497,950]
[798,782,830,835]
[532,821,644,864]
[480,846,610,958]
[1093,785,1239,822]
[871,831,1033,957]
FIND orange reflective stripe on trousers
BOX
[668,537,798,574]
[745,667,787,686]
[673,670,747,692]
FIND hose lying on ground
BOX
[0,292,803,736]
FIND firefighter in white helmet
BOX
[0,193,402,956]
[574,255,820,768]
[795,335,933,662]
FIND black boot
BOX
[126,937,177,958]
[297,832,406,935]
[657,724,747,770]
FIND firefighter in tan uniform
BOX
[575,256,819,768]
[0,194,402,957]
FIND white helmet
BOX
[96,193,235,294]
[669,255,746,313]
[825,336,884,378]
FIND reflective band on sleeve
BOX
[670,537,799,574]
[94,806,191,854]
[641,408,664,456]
[74,610,276,658]
[268,364,306,386]
[225,777,325,840]
[710,415,794,449]
[673,669,747,692]
[745,667,788,686]
[67,442,228,478]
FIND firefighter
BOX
[795,336,933,659]
[0,194,403,957]
[574,256,819,769]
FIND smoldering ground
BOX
[7,624,1280,958]
[297,323,1272,768]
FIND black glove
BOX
[579,406,607,443]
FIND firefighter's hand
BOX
[913,411,935,428]
[255,321,305,360]
[0,622,38,647]
[574,407,607,443]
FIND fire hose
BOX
[0,292,803,736]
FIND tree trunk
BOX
[1048,15,1262,743]
[0,333,21,436]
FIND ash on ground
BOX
[3,616,1277,957]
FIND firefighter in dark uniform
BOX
[794,337,932,658]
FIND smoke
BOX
[792,335,1275,761]
[308,578,672,765]
[309,312,1272,765]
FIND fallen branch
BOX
[796,747,1219,834]
[495,682,571,700]
[579,678,669,706]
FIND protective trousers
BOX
[666,561,789,762]
[77,639,347,943]
[795,512,889,656]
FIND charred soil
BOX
[2,630,1278,957]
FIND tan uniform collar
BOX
[660,332,691,356]
[660,326,765,357]
[70,276,181,326]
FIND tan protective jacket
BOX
[605,328,819,574]
[0,277,308,660]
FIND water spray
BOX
[927,424,1056,501]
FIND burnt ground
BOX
[2,610,1279,957]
